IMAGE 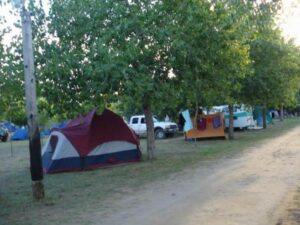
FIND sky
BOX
[0,0,50,44]
[278,0,300,45]
[1,0,300,45]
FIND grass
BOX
[1,118,300,225]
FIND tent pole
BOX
[10,139,13,157]
[9,106,13,157]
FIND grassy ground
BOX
[1,118,300,225]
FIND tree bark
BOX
[22,8,44,199]
[32,180,45,200]
[262,106,267,129]
[228,104,234,140]
[194,100,199,122]
[143,96,155,160]
[280,104,284,122]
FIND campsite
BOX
[42,109,141,173]
[1,118,300,225]
[2,0,300,225]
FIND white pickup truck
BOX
[128,115,178,139]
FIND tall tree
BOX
[242,32,300,128]
[241,0,287,128]
[171,0,251,140]
[33,0,181,159]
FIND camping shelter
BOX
[11,128,28,140]
[253,106,272,126]
[42,109,141,173]
[41,122,68,137]
[185,113,225,140]
[0,122,16,132]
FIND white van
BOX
[212,105,254,130]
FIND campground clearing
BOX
[1,118,300,225]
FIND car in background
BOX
[128,115,178,139]
[0,125,9,142]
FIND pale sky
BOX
[0,0,49,44]
[278,0,300,45]
[1,0,300,45]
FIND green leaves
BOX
[172,0,251,109]
[1,0,300,124]
[242,25,300,108]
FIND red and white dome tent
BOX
[42,109,141,174]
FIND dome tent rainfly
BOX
[42,109,141,174]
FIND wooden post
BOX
[21,7,45,199]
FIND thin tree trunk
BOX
[194,100,199,122]
[228,104,234,140]
[143,97,155,160]
[22,8,44,199]
[262,106,267,129]
[280,104,284,122]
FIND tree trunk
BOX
[32,180,45,200]
[22,8,44,199]
[280,104,284,122]
[194,100,199,122]
[143,97,155,160]
[228,104,234,140]
[262,106,267,129]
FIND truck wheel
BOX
[155,129,165,139]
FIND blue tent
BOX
[253,107,272,127]
[51,122,67,130]
[11,128,29,140]
[41,128,51,137]
[0,122,16,132]
[41,122,68,137]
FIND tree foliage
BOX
[0,13,26,124]
[1,0,300,148]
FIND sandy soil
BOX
[275,186,300,225]
[92,127,300,225]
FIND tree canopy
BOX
[1,0,300,155]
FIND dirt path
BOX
[94,127,300,225]
[275,186,300,225]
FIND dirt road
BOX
[94,127,300,225]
